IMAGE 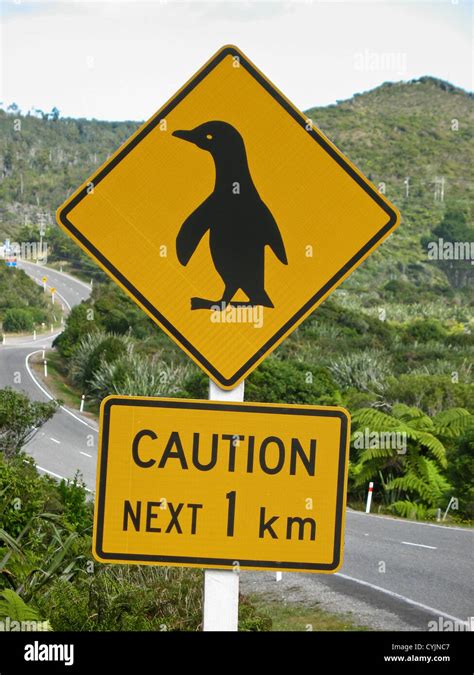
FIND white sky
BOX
[1,0,472,121]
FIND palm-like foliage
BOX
[0,512,85,602]
[351,404,472,519]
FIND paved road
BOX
[0,260,98,489]
[331,510,473,625]
[1,260,472,627]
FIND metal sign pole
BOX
[203,378,245,632]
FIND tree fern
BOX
[350,404,465,518]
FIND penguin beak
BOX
[172,129,196,144]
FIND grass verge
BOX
[246,593,368,632]
[30,349,99,418]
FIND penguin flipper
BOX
[260,203,288,264]
[176,200,211,266]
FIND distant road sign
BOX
[5,258,17,268]
[57,45,399,389]
[93,397,350,573]
[42,276,48,283]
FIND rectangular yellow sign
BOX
[93,397,350,573]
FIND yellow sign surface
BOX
[93,397,350,573]
[57,45,399,389]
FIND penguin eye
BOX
[206,134,213,140]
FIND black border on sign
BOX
[94,398,349,571]
[58,46,398,388]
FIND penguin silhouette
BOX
[173,121,287,310]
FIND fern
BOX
[350,404,465,517]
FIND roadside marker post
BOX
[80,394,85,413]
[366,482,374,513]
[43,359,48,378]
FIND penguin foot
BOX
[191,297,273,311]
[191,297,221,310]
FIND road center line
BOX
[50,437,61,444]
[80,451,92,458]
[401,541,437,550]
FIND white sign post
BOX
[202,379,244,632]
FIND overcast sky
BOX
[1,0,472,121]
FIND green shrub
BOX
[181,358,340,405]
[86,336,128,383]
[245,358,340,405]
[2,308,34,332]
[70,332,130,391]
[0,456,57,538]
[385,374,474,415]
[89,352,190,401]
[404,318,447,343]
[54,303,97,357]
[38,567,203,631]
[0,456,90,538]
[328,349,393,393]
[0,388,59,460]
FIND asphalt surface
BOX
[1,260,473,628]
[332,510,473,625]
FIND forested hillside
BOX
[0,77,473,520]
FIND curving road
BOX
[0,260,98,490]
[1,260,472,629]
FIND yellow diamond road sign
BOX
[57,45,400,389]
[93,397,350,573]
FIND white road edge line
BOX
[347,510,473,533]
[35,464,93,493]
[25,350,98,433]
[53,288,72,312]
[401,541,437,550]
[335,572,469,627]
